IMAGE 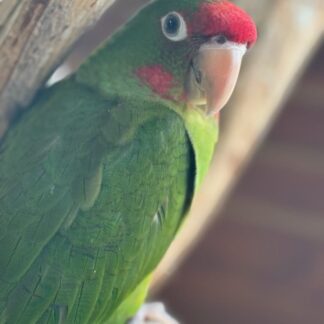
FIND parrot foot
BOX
[128,302,180,324]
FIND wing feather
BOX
[0,80,195,324]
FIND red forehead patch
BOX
[136,65,174,97]
[191,1,257,47]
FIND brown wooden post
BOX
[0,0,116,136]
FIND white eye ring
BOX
[161,12,188,42]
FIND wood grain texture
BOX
[0,0,19,26]
[0,0,116,136]
[153,0,324,289]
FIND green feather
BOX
[0,0,219,322]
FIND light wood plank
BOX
[0,0,116,136]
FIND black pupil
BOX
[216,35,227,44]
[164,14,180,35]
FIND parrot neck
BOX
[75,41,175,107]
[74,25,187,109]
[75,39,219,193]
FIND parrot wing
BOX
[0,80,195,323]
[0,84,113,324]
[0,83,107,285]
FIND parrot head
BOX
[78,0,257,116]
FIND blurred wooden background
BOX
[157,42,324,324]
[0,0,324,322]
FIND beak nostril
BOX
[195,69,202,84]
[191,60,202,84]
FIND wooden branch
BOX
[0,0,116,136]
[152,0,324,290]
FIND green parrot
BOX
[0,0,256,323]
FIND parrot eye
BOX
[214,35,228,45]
[161,12,188,42]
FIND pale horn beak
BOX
[186,40,247,115]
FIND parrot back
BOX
[0,79,195,323]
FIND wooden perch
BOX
[0,0,116,136]
[152,0,324,290]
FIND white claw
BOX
[129,302,180,324]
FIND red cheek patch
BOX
[136,65,174,97]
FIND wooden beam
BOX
[0,0,116,136]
